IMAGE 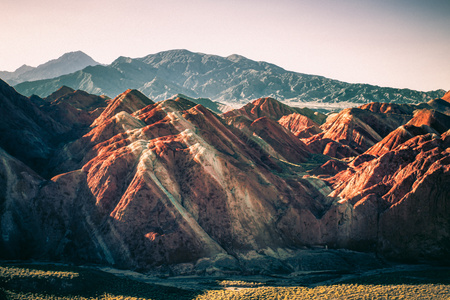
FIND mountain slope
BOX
[302,106,412,158]
[442,90,450,102]
[14,49,444,104]
[0,80,111,176]
[326,131,450,259]
[0,79,68,172]
[1,80,449,272]
[279,113,322,138]
[25,92,341,270]
[36,87,110,135]
[0,146,44,259]
[223,97,326,127]
[0,51,100,85]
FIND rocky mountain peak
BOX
[56,51,97,62]
[406,109,450,134]
[1,51,100,86]
[14,64,34,74]
[226,54,247,63]
[224,97,324,123]
[359,102,415,115]
[44,85,76,102]
[365,124,434,157]
[92,89,154,127]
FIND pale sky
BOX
[0,0,449,91]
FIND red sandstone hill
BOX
[425,98,450,115]
[364,108,450,157]
[45,86,110,111]
[317,101,450,258]
[92,89,154,127]
[220,97,317,165]
[46,90,155,175]
[320,108,411,150]
[357,95,450,117]
[44,85,76,102]
[1,82,449,272]
[36,93,338,269]
[358,102,416,115]
[222,97,326,125]
[304,101,450,160]
[365,125,434,157]
[249,116,311,164]
[278,113,322,138]
[37,87,110,130]
[405,109,450,134]
[442,90,450,102]
[325,132,450,259]
[302,107,411,159]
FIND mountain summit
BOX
[14,49,444,104]
[0,51,100,85]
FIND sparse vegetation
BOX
[196,283,450,300]
[216,280,265,288]
[0,263,195,300]
[1,263,449,299]
[301,153,335,171]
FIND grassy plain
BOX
[1,262,449,299]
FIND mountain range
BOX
[0,51,100,86]
[1,78,449,274]
[12,50,445,105]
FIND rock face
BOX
[405,109,450,134]
[365,125,433,157]
[441,90,450,102]
[13,50,444,104]
[424,98,450,115]
[249,117,311,164]
[43,85,76,102]
[0,79,67,173]
[358,102,416,115]
[300,102,419,159]
[326,132,450,259]
[31,93,337,270]
[1,81,449,273]
[91,89,153,127]
[37,86,110,132]
[320,103,450,259]
[0,147,43,259]
[322,108,409,151]
[222,97,326,128]
[0,80,110,176]
[43,86,109,111]
[278,113,322,138]
[224,97,325,123]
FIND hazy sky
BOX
[1,0,449,91]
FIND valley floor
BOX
[1,261,449,299]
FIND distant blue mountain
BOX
[13,49,445,104]
[0,51,99,85]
